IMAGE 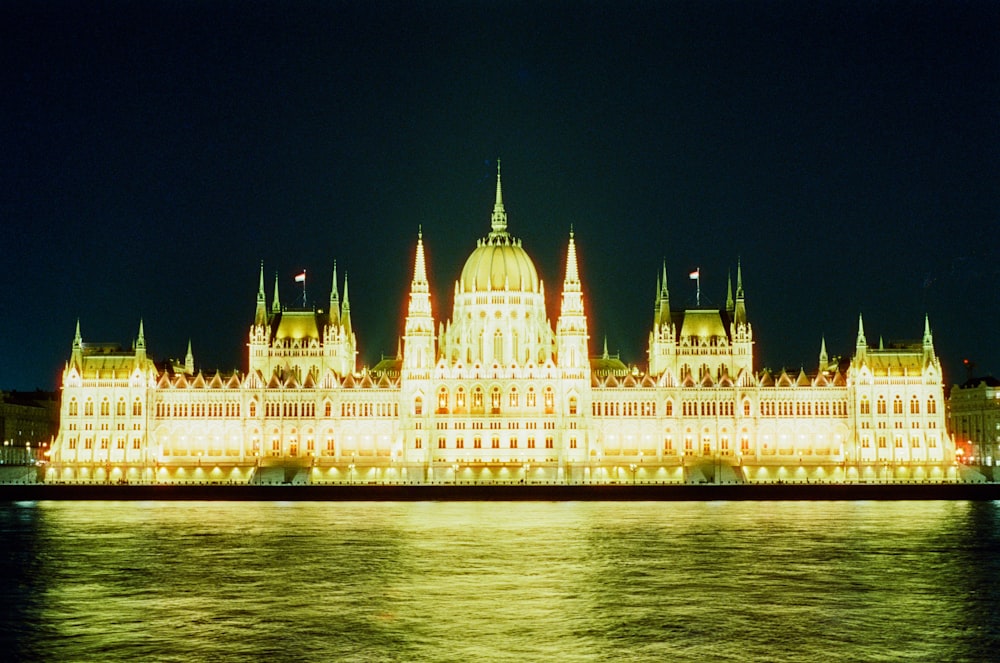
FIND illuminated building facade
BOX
[949,376,1000,467]
[47,167,956,484]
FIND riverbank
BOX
[3,482,1000,501]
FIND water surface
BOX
[2,501,999,661]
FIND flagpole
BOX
[696,269,700,307]
[302,269,306,307]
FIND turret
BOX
[855,314,868,363]
[254,261,267,326]
[341,273,352,338]
[556,229,588,370]
[402,228,435,370]
[734,259,747,327]
[271,272,281,313]
[329,261,340,327]
[135,319,146,364]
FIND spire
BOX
[923,314,933,344]
[185,339,194,375]
[413,226,429,291]
[341,273,352,335]
[136,319,145,350]
[733,259,747,326]
[563,227,580,289]
[490,159,508,237]
[329,261,340,327]
[819,336,828,368]
[726,270,734,313]
[856,314,867,347]
[73,319,82,349]
[657,261,671,326]
[272,272,281,313]
[603,336,609,359]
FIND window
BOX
[415,437,422,449]
[100,399,110,417]
[927,396,937,414]
[743,400,751,417]
[665,400,673,416]
[569,437,577,449]
[456,388,466,410]
[569,396,578,416]
[69,399,78,416]
[133,399,142,416]
[438,387,448,413]
[527,388,536,408]
[910,396,920,415]
[249,401,257,417]
[877,397,886,415]
[491,437,500,449]
[132,438,141,449]
[545,436,553,449]
[893,396,903,415]
[116,399,126,416]
[474,437,482,449]
[544,388,555,413]
[860,397,870,415]
[527,437,535,449]
[510,438,518,449]
[325,401,332,417]
[491,387,501,412]
[509,388,519,408]
[414,396,423,416]
[456,438,464,449]
[438,437,446,449]
[85,399,94,416]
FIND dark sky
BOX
[3,1,998,391]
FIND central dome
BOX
[458,160,540,294]
[460,236,540,293]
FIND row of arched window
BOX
[859,395,937,415]
[419,386,560,415]
[67,397,142,417]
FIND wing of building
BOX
[47,165,957,485]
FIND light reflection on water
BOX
[2,500,1000,662]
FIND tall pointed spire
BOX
[564,226,580,289]
[413,226,429,291]
[341,273,352,336]
[137,319,145,350]
[819,336,828,368]
[185,339,194,374]
[490,159,508,236]
[73,319,82,349]
[726,270,734,313]
[656,261,671,326]
[272,272,281,313]
[603,336,609,359]
[733,259,747,326]
[923,314,933,344]
[255,261,268,325]
[856,314,867,347]
[329,261,340,327]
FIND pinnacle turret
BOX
[489,159,508,237]
[272,272,281,313]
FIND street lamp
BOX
[452,463,459,485]
[629,463,637,484]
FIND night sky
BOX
[3,1,997,392]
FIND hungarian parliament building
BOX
[48,167,956,485]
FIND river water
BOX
[2,500,999,662]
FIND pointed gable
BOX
[776,370,794,388]
[796,369,811,387]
